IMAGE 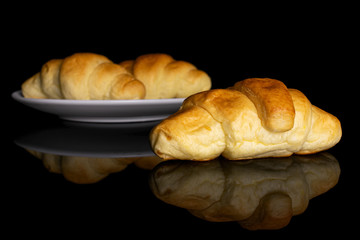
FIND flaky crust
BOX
[231,78,295,132]
[119,53,211,99]
[22,53,146,100]
[150,78,342,160]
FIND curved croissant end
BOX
[150,80,342,160]
[22,53,145,100]
[119,53,211,99]
[22,73,48,99]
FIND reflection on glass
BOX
[26,150,162,184]
[15,121,163,184]
[149,153,340,230]
[15,121,160,158]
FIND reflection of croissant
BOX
[149,153,340,230]
[27,149,163,184]
[119,53,211,99]
[151,78,342,160]
[22,53,146,100]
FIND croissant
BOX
[119,53,211,99]
[150,78,342,160]
[21,53,146,100]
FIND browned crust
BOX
[231,78,295,132]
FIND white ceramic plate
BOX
[12,90,185,123]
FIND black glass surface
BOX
[5,107,351,237]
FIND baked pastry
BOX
[150,78,342,160]
[149,153,340,230]
[119,53,211,99]
[230,78,295,132]
[22,53,146,100]
[22,53,211,100]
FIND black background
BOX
[4,4,357,238]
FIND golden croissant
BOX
[22,53,146,100]
[22,53,211,100]
[150,78,342,160]
[119,53,211,99]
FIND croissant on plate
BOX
[119,53,211,99]
[22,53,146,100]
[150,78,342,160]
[22,53,211,100]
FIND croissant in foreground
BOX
[22,52,211,100]
[150,78,342,160]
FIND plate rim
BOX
[11,90,186,105]
[11,90,185,122]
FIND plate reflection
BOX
[15,121,161,158]
[15,121,164,184]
